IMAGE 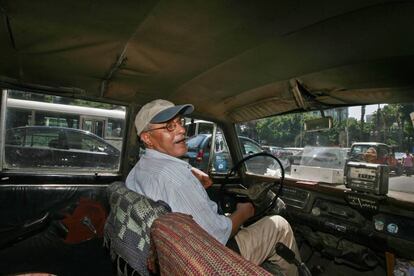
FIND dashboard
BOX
[277,183,414,259]
[211,175,414,264]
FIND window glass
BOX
[235,102,414,195]
[183,120,233,173]
[2,90,125,172]
[184,118,272,175]
[66,131,106,151]
[81,136,104,151]
[198,123,214,134]
[106,118,124,138]
[187,135,207,150]
[185,120,214,137]
[82,120,93,133]
[211,131,233,173]
[26,128,60,148]
[5,129,23,146]
[241,138,262,154]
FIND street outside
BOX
[389,175,414,194]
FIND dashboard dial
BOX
[311,207,321,216]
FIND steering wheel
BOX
[220,152,285,224]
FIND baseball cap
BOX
[135,99,194,135]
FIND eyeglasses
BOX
[144,117,186,133]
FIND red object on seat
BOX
[149,213,272,275]
[62,197,107,244]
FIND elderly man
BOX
[126,99,300,276]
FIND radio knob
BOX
[311,207,321,216]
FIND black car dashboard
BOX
[277,182,414,260]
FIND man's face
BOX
[140,116,188,157]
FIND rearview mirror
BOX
[304,116,333,132]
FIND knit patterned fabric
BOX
[104,182,170,276]
[149,213,272,276]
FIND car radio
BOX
[345,161,389,195]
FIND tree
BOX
[254,113,317,147]
[360,105,366,141]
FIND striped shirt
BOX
[126,149,232,244]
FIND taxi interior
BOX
[0,1,414,275]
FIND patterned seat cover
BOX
[149,212,272,276]
[104,182,170,276]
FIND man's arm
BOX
[229,202,255,236]
[191,167,213,189]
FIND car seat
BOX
[104,182,170,276]
[104,182,275,276]
[148,212,272,275]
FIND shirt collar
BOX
[145,148,191,167]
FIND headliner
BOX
[1,0,414,122]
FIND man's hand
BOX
[229,202,255,236]
[191,167,213,189]
[236,202,255,218]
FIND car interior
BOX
[0,1,414,275]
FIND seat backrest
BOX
[104,182,170,276]
[105,183,273,275]
[149,213,272,276]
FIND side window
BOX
[184,119,276,176]
[198,123,214,134]
[66,130,107,152]
[66,131,83,150]
[107,118,124,138]
[5,129,24,146]
[2,90,124,172]
[25,128,60,148]
[184,118,233,174]
[80,135,107,152]
[211,129,233,173]
[242,139,262,154]
[186,135,206,150]
[185,120,214,137]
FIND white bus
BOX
[5,92,126,150]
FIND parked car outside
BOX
[5,126,120,170]
[185,134,269,173]
[262,145,282,155]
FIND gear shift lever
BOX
[276,242,312,276]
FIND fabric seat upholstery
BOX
[105,182,275,275]
[104,182,170,276]
[148,212,272,275]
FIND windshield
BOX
[235,103,414,195]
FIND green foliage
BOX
[255,113,316,147]
[247,103,414,150]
